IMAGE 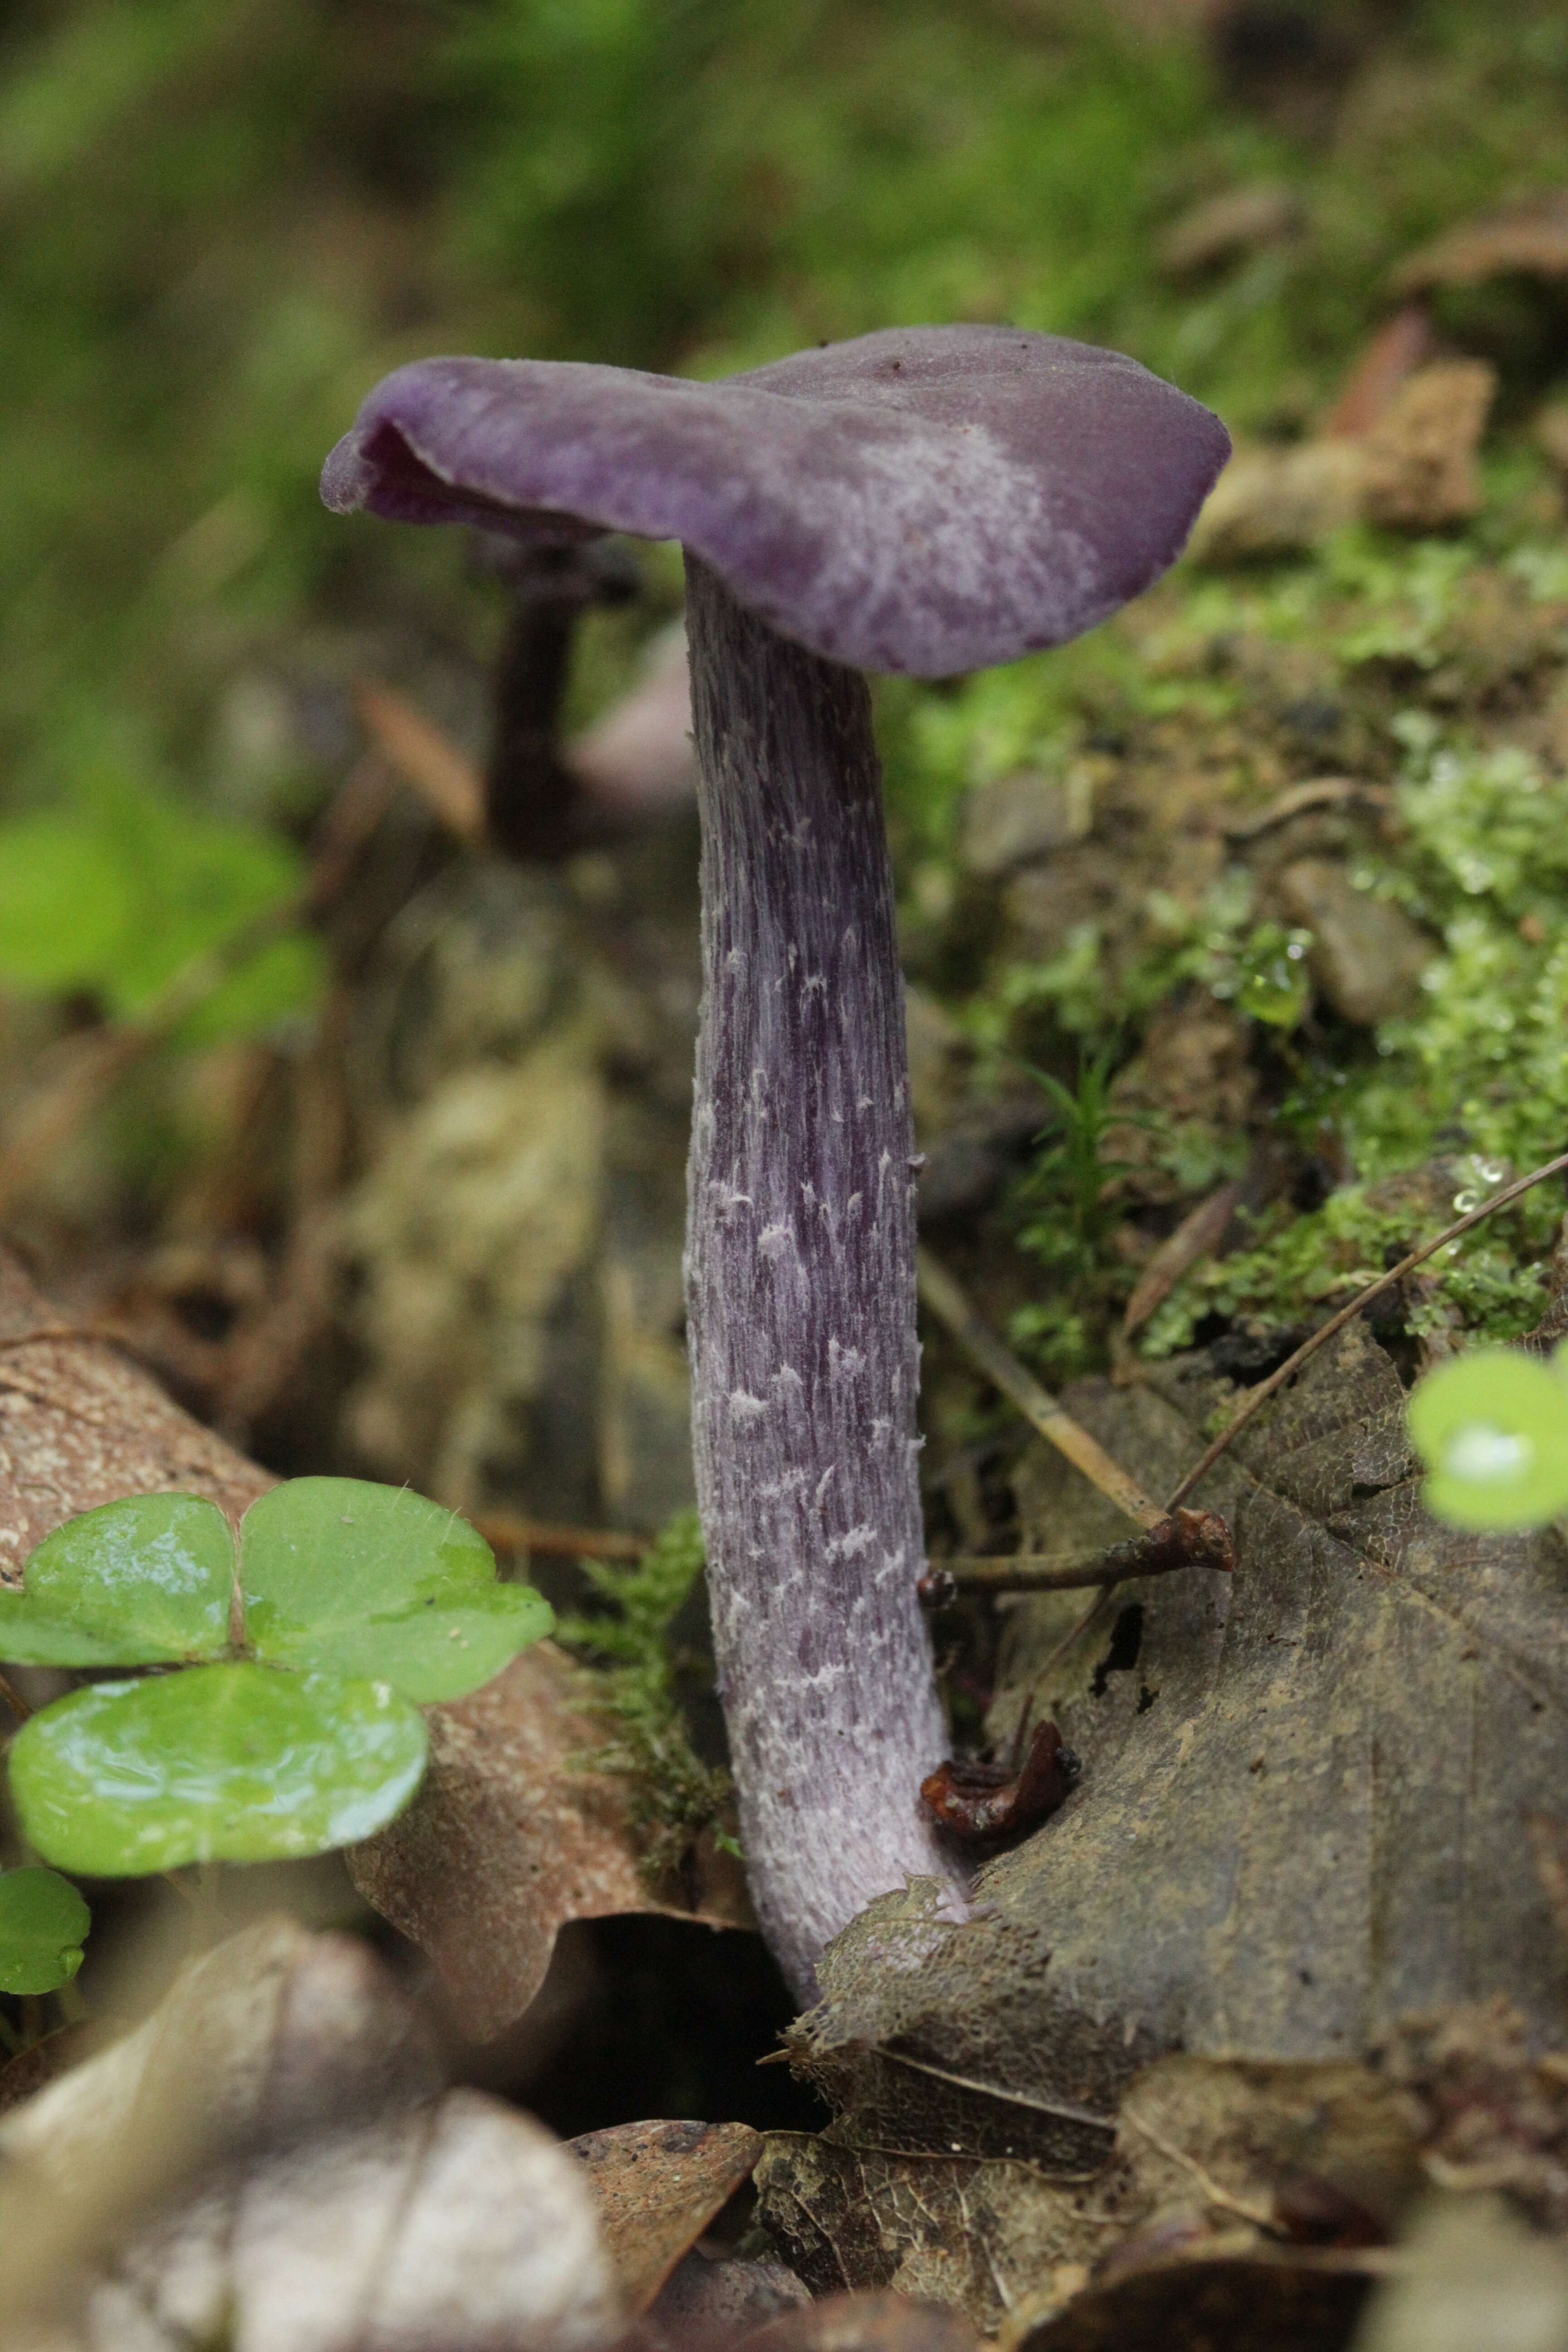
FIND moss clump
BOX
[895,514,1568,1372]
[554,1510,738,1882]
[1145,718,1568,1353]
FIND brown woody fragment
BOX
[569,2118,763,2313]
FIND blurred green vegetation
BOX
[9,0,1568,816]
[7,0,1568,1352]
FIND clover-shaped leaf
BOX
[1408,1345,1568,1530]
[0,1479,552,1878]
[9,1667,428,1876]
[0,1866,91,1994]
[240,1479,553,1704]
[0,1493,232,1666]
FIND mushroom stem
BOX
[682,555,965,2001]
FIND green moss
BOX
[1142,719,1568,1353]
[554,1510,738,1881]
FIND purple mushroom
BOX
[322,327,1229,2000]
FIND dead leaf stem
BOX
[917,1249,1163,1531]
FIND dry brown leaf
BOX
[1189,440,1368,563]
[568,2117,763,2312]
[1155,181,1303,278]
[1392,193,1568,294]
[0,1245,271,1580]
[346,1640,752,2041]
[355,679,485,841]
[787,1319,1568,2163]
[1357,361,1497,531]
[643,2248,811,2349]
[1191,359,1494,560]
[758,2049,1415,2335]
[1382,1998,1568,2227]
[0,1917,621,2352]
[744,2290,980,2352]
[1351,2193,1568,2352]
[1013,2249,1374,2352]
[755,2136,1122,2331]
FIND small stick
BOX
[472,1510,648,1563]
[917,1248,1165,1532]
[0,1669,32,1723]
[1220,776,1392,842]
[1165,1144,1568,1509]
[1122,1181,1240,1338]
[354,680,485,843]
[925,1509,1234,1597]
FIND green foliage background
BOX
[8,0,1568,817]
[7,0,1568,1334]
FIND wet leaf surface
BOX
[0,1492,233,1666]
[792,1324,1568,2157]
[0,1916,621,2352]
[348,1640,750,2039]
[10,1665,427,1873]
[240,1476,552,1702]
[568,2117,762,2310]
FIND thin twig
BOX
[0,1670,32,1723]
[917,1248,1164,1531]
[354,679,485,842]
[473,1510,648,1563]
[1008,1587,1117,1769]
[1122,1181,1240,1338]
[933,1509,1233,1593]
[1164,1145,1568,1509]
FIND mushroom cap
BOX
[322,325,1229,677]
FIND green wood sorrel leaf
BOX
[1408,1346,1568,1530]
[9,1666,428,1875]
[0,1866,91,1994]
[0,1493,234,1666]
[239,1479,553,1703]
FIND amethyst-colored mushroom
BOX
[323,326,1229,2000]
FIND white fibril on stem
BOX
[320,324,1230,2002]
[683,557,958,1997]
